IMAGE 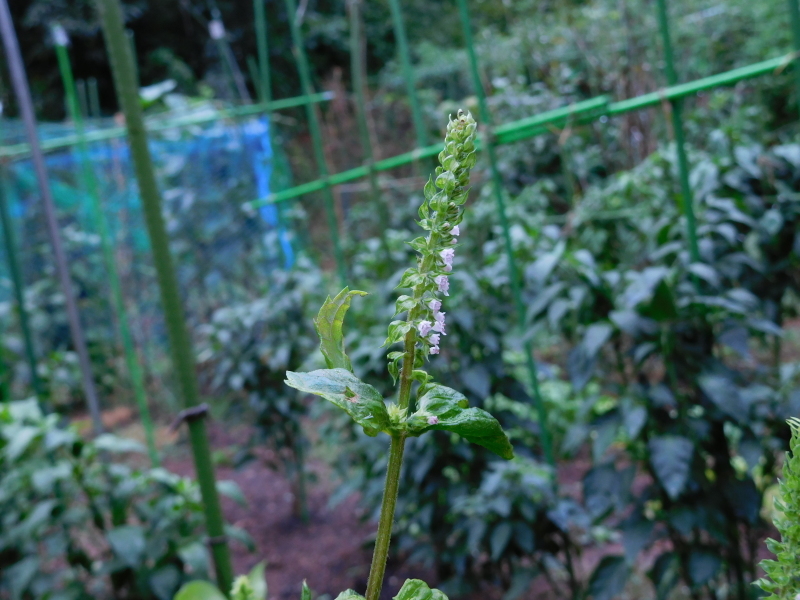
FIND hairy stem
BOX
[365,433,407,600]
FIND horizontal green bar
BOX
[608,54,793,115]
[247,53,796,209]
[0,91,334,159]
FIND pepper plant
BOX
[285,110,514,600]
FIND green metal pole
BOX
[0,0,105,434]
[283,0,346,284]
[387,0,428,149]
[253,0,271,104]
[348,0,391,259]
[54,30,160,466]
[0,162,44,401]
[788,0,800,118]
[93,0,233,591]
[456,0,555,470]
[655,0,700,264]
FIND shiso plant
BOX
[756,418,800,599]
[285,110,514,600]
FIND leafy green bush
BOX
[0,398,245,600]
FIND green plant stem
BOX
[365,433,406,600]
[93,0,233,591]
[788,0,800,118]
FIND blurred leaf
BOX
[216,480,247,506]
[688,551,722,587]
[588,555,628,600]
[649,436,694,500]
[107,525,146,569]
[649,553,680,600]
[490,522,512,560]
[249,561,268,600]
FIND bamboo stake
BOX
[93,0,233,590]
[53,28,160,466]
[0,0,104,433]
[456,0,556,471]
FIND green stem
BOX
[93,0,233,591]
[365,433,406,600]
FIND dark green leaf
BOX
[688,551,721,587]
[407,384,514,459]
[107,525,146,569]
[648,436,693,500]
[313,288,367,372]
[149,565,181,600]
[698,374,748,422]
[588,555,628,600]
[285,369,390,437]
[301,581,311,600]
[649,553,680,600]
[490,522,512,560]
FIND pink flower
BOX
[432,312,446,335]
[429,346,440,355]
[427,416,439,425]
[417,320,433,336]
[435,275,449,296]
[429,299,442,312]
[451,225,460,236]
[440,248,455,267]
[428,333,441,346]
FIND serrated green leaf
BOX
[313,288,367,372]
[393,579,448,600]
[285,369,390,436]
[407,384,514,459]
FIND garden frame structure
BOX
[0,0,799,592]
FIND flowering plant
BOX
[285,111,513,600]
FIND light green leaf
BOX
[94,434,146,454]
[301,581,311,600]
[393,579,449,600]
[333,591,365,600]
[174,581,228,600]
[285,369,390,437]
[217,480,247,506]
[313,288,367,372]
[408,385,514,460]
[4,426,40,462]
[248,561,268,600]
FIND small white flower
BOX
[434,311,446,324]
[429,333,441,346]
[435,275,450,295]
[417,320,433,336]
[429,299,442,312]
[443,264,452,272]
[427,416,439,425]
[451,225,460,236]
[429,346,440,355]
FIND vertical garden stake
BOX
[456,0,555,471]
[348,0,391,259]
[0,0,105,433]
[788,0,800,118]
[655,0,700,264]
[283,0,347,284]
[93,0,234,590]
[387,0,428,149]
[53,26,160,466]
[0,160,43,401]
